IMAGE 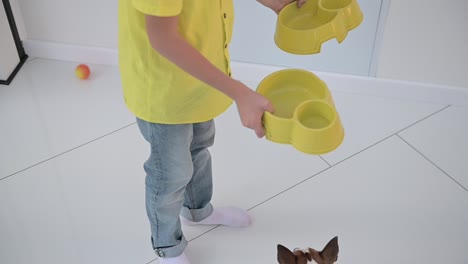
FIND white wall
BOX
[16,0,383,76]
[377,0,468,88]
[17,0,117,48]
[14,0,468,88]
[230,0,383,76]
[8,0,27,40]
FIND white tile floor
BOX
[1,59,467,264]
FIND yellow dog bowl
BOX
[275,0,364,54]
[257,69,344,154]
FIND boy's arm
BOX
[145,15,273,138]
[257,0,307,14]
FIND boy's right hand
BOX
[233,82,275,138]
[257,0,307,14]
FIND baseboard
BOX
[231,61,468,107]
[23,39,468,107]
[23,39,118,66]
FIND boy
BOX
[118,1,306,263]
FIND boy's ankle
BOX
[159,252,191,264]
[181,206,252,227]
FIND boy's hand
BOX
[233,82,275,138]
[257,0,307,14]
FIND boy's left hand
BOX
[257,0,307,14]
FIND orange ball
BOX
[75,64,91,80]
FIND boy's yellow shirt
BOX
[118,0,234,124]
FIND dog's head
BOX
[277,236,339,264]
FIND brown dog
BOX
[277,236,339,264]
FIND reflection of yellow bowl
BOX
[257,69,344,154]
[275,0,364,54]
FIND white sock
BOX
[159,252,191,264]
[181,207,252,227]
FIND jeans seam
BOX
[186,179,195,218]
[186,125,196,216]
[151,123,161,242]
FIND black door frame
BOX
[1,0,28,85]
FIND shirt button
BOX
[224,44,228,48]
[223,13,227,19]
[228,72,231,77]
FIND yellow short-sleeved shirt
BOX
[118,0,234,124]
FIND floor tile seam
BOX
[319,155,331,167]
[396,134,468,193]
[242,132,417,221]
[244,135,405,214]
[150,162,335,262]
[177,112,466,260]
[146,257,157,264]
[163,166,336,259]
[142,133,409,263]
[246,166,332,213]
[39,103,454,263]
[325,104,451,166]
[0,122,137,182]
[394,105,451,135]
[178,135,398,256]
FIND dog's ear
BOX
[320,236,339,262]
[277,244,296,264]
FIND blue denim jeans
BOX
[136,118,216,258]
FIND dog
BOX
[277,236,339,264]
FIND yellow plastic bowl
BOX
[275,0,364,54]
[257,69,344,154]
[291,101,344,154]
